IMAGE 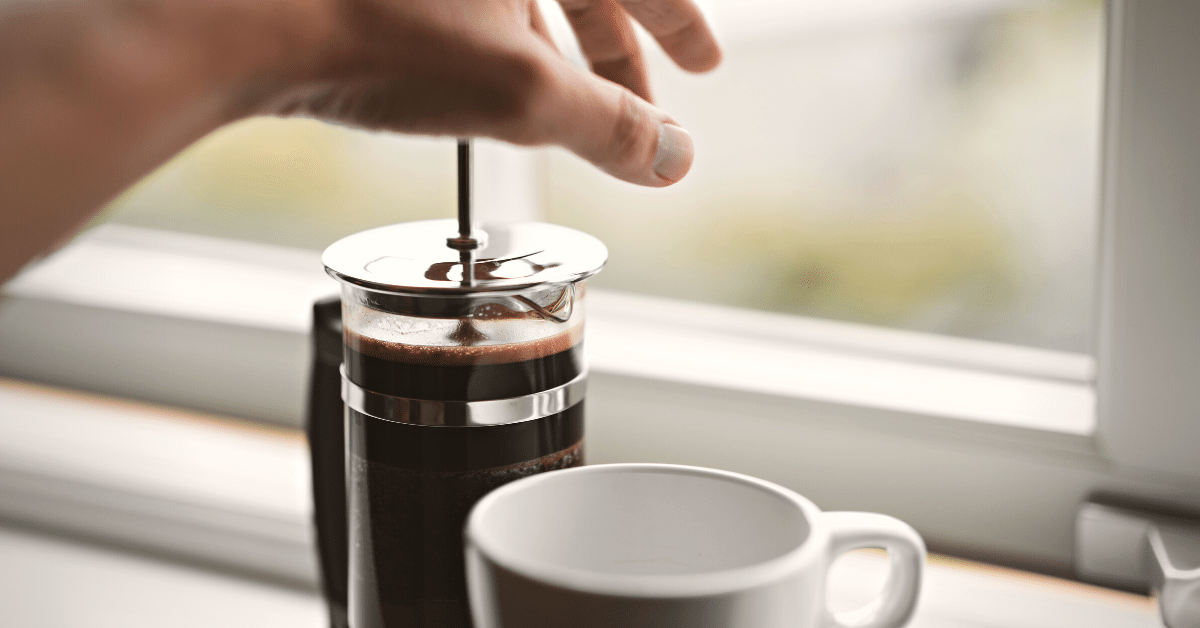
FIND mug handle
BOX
[821,512,926,628]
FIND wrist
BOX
[101,0,339,123]
[203,0,341,118]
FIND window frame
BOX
[1093,0,1200,480]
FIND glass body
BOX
[343,281,588,628]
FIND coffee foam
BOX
[346,324,582,367]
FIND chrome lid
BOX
[322,219,608,297]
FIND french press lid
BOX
[323,219,608,317]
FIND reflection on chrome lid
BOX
[323,220,607,296]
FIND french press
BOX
[309,142,607,628]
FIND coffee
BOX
[345,325,582,401]
[346,328,585,628]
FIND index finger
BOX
[617,0,721,73]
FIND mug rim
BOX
[465,463,826,599]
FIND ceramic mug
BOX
[465,463,924,628]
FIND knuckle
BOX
[500,55,555,144]
[475,51,552,138]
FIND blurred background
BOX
[0,1,1142,624]
[95,0,1102,353]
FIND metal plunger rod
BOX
[456,139,474,244]
[448,138,478,287]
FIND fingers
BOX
[527,54,693,186]
[616,0,721,72]
[528,0,556,49]
[557,0,651,102]
[558,0,721,79]
[518,0,715,186]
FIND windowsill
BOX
[0,225,1118,580]
[588,291,1094,439]
[0,377,315,587]
[0,522,1158,628]
[0,378,1155,627]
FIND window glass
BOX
[98,120,455,250]
[97,0,1102,354]
[547,0,1102,353]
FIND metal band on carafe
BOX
[341,366,587,427]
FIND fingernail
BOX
[653,123,693,183]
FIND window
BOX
[98,0,1103,353]
[549,0,1104,353]
[2,0,1198,590]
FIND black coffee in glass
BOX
[345,328,584,628]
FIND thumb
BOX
[527,54,694,187]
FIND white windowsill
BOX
[0,377,315,587]
[0,224,1121,580]
[588,292,1094,437]
[0,379,1154,627]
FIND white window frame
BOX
[0,0,1196,585]
[1094,0,1200,480]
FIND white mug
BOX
[465,463,924,628]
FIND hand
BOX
[0,0,720,283]
[254,0,722,186]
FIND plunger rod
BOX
[456,139,473,244]
[450,138,478,287]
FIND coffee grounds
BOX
[346,326,582,367]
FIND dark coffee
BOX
[344,325,582,403]
[346,328,585,628]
